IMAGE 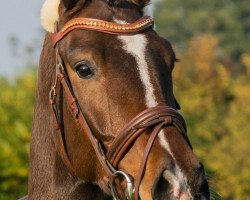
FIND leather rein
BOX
[50,16,189,200]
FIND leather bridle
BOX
[50,16,189,200]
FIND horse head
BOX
[35,0,210,199]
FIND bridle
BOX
[49,16,190,200]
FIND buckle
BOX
[109,171,135,200]
[49,86,57,104]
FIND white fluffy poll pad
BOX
[40,0,60,33]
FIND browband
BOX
[53,16,154,46]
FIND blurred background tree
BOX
[0,0,249,199]
[154,1,250,199]
[0,26,38,199]
[0,68,36,199]
[155,0,250,73]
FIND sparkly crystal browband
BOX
[53,16,154,46]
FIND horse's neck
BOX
[28,34,110,200]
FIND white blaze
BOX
[118,34,157,108]
[118,34,172,153]
[116,18,175,168]
[118,32,189,197]
[117,33,176,166]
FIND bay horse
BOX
[27,0,210,199]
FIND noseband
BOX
[50,16,189,200]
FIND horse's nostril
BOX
[153,173,172,200]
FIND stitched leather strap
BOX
[105,108,189,200]
[134,121,167,200]
[50,65,116,177]
[107,106,188,167]
[53,16,154,46]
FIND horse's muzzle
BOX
[152,166,210,200]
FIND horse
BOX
[27,0,210,199]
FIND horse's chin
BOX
[95,179,112,196]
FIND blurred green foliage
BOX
[155,0,250,62]
[0,68,36,199]
[154,1,250,199]
[173,34,250,200]
[1,1,250,199]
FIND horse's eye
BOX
[74,62,94,79]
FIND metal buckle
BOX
[109,171,135,200]
[57,63,65,73]
[49,86,57,103]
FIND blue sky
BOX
[0,0,44,77]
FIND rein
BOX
[50,16,188,200]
